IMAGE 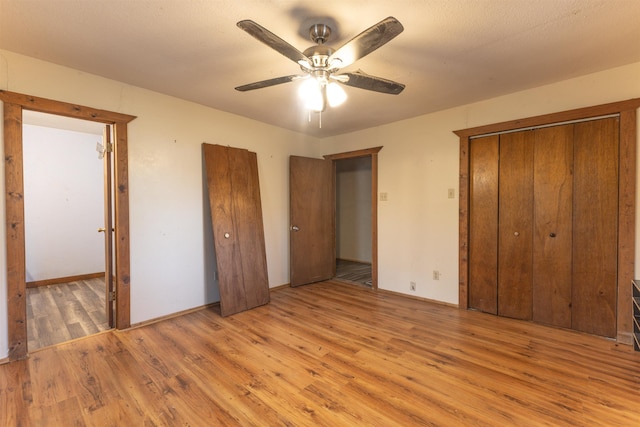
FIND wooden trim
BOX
[456,100,638,342]
[376,288,458,308]
[2,91,134,360]
[617,109,637,345]
[458,134,470,309]
[336,258,372,265]
[324,146,382,161]
[371,151,379,291]
[127,302,220,330]
[269,283,291,292]
[454,98,640,139]
[113,121,131,329]
[26,272,105,288]
[0,90,136,124]
[4,102,27,360]
[325,146,382,290]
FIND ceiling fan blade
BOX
[328,17,404,68]
[235,75,302,92]
[337,71,405,95]
[237,20,311,66]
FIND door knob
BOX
[98,228,106,233]
[291,226,300,232]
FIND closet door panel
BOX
[469,135,499,314]
[230,150,270,310]
[204,144,269,317]
[498,131,534,320]
[533,125,573,328]
[572,118,618,337]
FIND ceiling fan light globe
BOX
[299,78,324,111]
[327,82,347,107]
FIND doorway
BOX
[1,90,135,360]
[289,146,381,290]
[22,111,113,349]
[325,146,381,290]
[334,156,373,287]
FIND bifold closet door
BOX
[468,135,499,314]
[532,125,574,329]
[497,131,534,320]
[572,117,618,337]
[468,118,620,337]
[203,144,270,317]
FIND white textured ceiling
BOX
[1,0,640,138]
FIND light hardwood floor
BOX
[26,278,110,350]
[2,280,640,426]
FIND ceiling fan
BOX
[235,16,405,113]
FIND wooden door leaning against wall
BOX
[203,143,270,316]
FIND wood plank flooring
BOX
[335,259,372,286]
[3,280,640,426]
[26,278,110,350]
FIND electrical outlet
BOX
[448,188,455,199]
[410,281,416,291]
[380,192,388,201]
[433,270,440,280]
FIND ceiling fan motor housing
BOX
[302,45,335,69]
[309,23,331,44]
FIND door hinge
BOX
[105,143,114,153]
[108,291,116,301]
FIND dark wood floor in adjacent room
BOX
[2,280,639,426]
[335,259,372,286]
[26,278,110,350]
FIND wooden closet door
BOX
[572,117,619,337]
[532,125,574,329]
[204,144,269,316]
[468,135,499,314]
[498,131,534,320]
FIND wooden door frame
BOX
[325,146,382,290]
[454,98,640,344]
[1,90,135,360]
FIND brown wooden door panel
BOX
[532,125,574,329]
[204,144,269,316]
[233,150,270,309]
[289,156,334,287]
[572,118,619,337]
[468,135,499,314]
[498,131,534,320]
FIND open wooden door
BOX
[289,156,334,287]
[204,144,270,316]
[102,125,115,327]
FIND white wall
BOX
[23,124,104,282]
[1,48,639,359]
[0,49,320,358]
[316,61,640,305]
